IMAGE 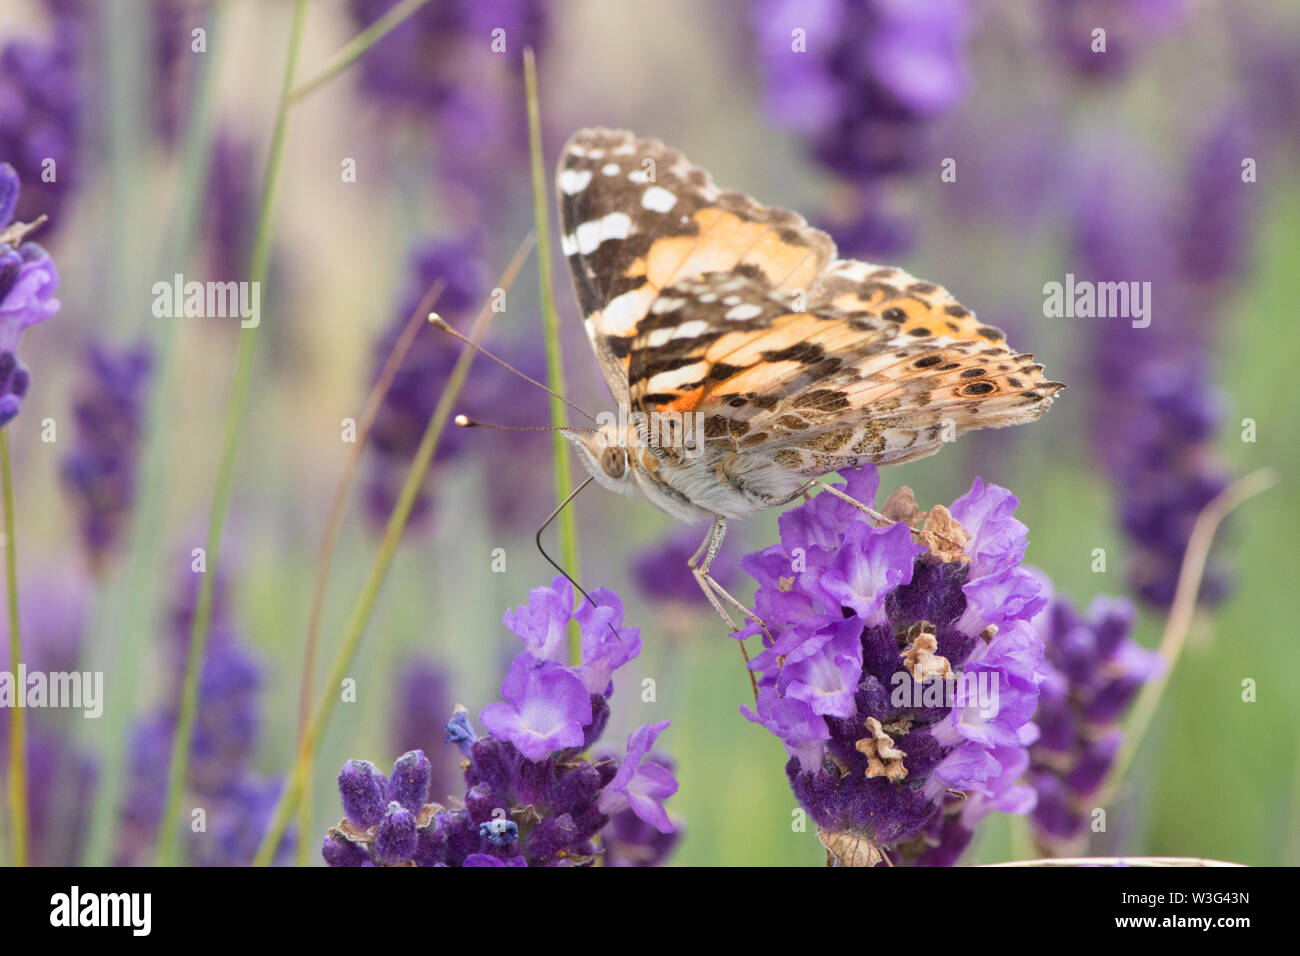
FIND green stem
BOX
[250,254,525,865]
[153,0,309,866]
[523,49,582,666]
[2,432,26,867]
[286,0,436,104]
[1105,468,1276,799]
[290,276,447,866]
[82,0,226,869]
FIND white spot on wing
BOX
[641,186,677,213]
[603,286,655,334]
[575,221,601,255]
[725,303,763,321]
[672,319,710,339]
[559,168,592,195]
[601,211,632,240]
[601,163,620,176]
[648,361,708,391]
[574,212,632,255]
[650,296,686,315]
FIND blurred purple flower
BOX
[150,0,213,144]
[0,575,94,866]
[347,0,548,227]
[752,0,972,256]
[1071,131,1246,607]
[347,0,546,110]
[1027,583,1162,852]
[117,555,292,865]
[202,130,257,283]
[364,234,548,534]
[0,13,84,232]
[740,467,1045,865]
[61,340,152,572]
[1042,0,1186,80]
[390,658,460,801]
[632,524,739,607]
[365,236,485,532]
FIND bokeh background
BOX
[1,0,1297,866]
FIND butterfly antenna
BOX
[429,313,597,424]
[535,476,622,642]
[454,415,595,435]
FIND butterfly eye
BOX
[601,446,627,479]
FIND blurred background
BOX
[0,0,1297,866]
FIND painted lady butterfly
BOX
[555,128,1063,631]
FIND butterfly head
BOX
[562,420,638,497]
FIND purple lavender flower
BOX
[751,0,972,256]
[202,130,257,283]
[595,721,677,834]
[1041,0,1186,80]
[364,235,549,534]
[480,655,592,760]
[365,236,485,531]
[1071,131,1244,607]
[189,777,292,867]
[60,341,152,572]
[631,524,739,608]
[117,554,292,865]
[0,575,95,866]
[1026,583,1162,853]
[325,578,680,866]
[739,466,1045,865]
[150,1,213,144]
[390,658,460,801]
[346,1,548,227]
[0,163,60,428]
[601,751,683,867]
[347,0,546,111]
[0,14,84,232]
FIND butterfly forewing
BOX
[557,128,833,396]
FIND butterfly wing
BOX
[557,127,1063,482]
[630,266,1063,474]
[556,127,833,401]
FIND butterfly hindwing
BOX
[628,268,1064,472]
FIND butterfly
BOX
[555,128,1063,633]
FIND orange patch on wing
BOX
[739,230,821,291]
[655,386,707,413]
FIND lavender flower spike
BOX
[740,467,1047,866]
[0,163,59,427]
[325,579,680,866]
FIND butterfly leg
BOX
[687,518,766,696]
[807,478,893,526]
[689,517,775,642]
[806,478,964,552]
[687,517,741,632]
